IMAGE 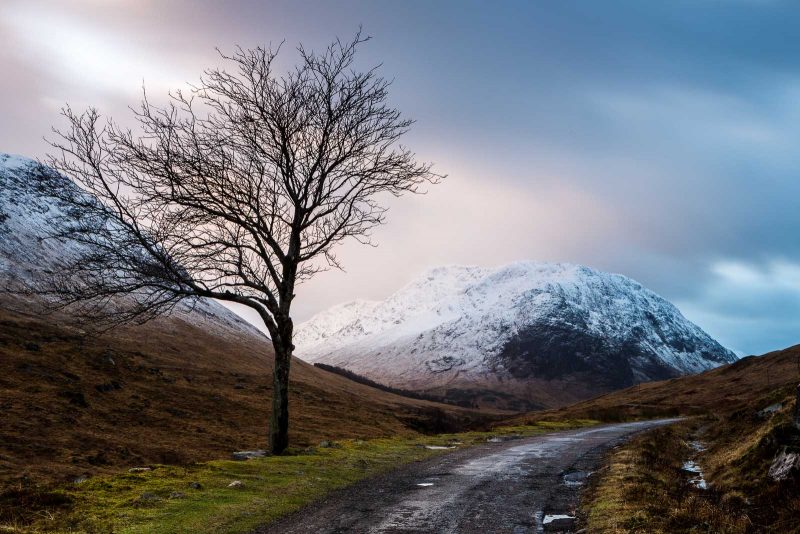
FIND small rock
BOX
[169,491,186,499]
[128,467,152,473]
[188,482,202,490]
[232,450,267,460]
[228,480,244,489]
[757,403,783,418]
[73,475,89,484]
[319,440,333,448]
[768,447,800,481]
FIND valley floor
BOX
[6,420,596,533]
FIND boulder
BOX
[228,480,245,488]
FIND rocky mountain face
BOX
[295,262,738,409]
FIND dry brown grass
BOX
[508,345,800,426]
[581,423,752,533]
[0,295,494,500]
[570,345,800,533]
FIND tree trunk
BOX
[269,343,292,454]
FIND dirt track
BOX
[255,419,679,533]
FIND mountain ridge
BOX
[295,261,737,408]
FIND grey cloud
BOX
[1,0,799,354]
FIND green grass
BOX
[21,419,597,533]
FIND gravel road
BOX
[254,419,680,534]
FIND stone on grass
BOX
[232,450,267,460]
[228,480,245,488]
[757,403,783,418]
[188,481,202,490]
[169,491,186,499]
[128,467,152,473]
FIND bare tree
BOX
[42,33,441,453]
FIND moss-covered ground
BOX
[11,420,596,533]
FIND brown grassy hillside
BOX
[509,344,800,424]
[508,346,800,532]
[0,296,491,495]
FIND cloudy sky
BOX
[2,0,799,355]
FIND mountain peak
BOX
[295,261,737,409]
[0,153,39,172]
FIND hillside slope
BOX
[0,154,487,493]
[513,344,800,423]
[519,345,800,533]
[296,262,736,410]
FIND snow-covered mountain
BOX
[0,153,262,338]
[296,262,737,409]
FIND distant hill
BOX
[511,343,800,424]
[295,262,736,410]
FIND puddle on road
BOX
[542,514,575,525]
[562,470,591,487]
[535,510,577,533]
[416,482,434,487]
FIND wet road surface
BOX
[255,419,680,534]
